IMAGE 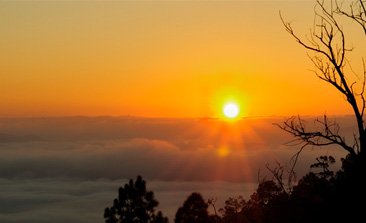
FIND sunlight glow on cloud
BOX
[0,117,348,181]
[0,116,350,222]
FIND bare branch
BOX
[361,59,366,117]
[280,12,334,62]
[277,116,357,156]
[265,162,287,194]
[336,0,366,35]
[279,0,366,160]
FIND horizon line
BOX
[0,113,356,120]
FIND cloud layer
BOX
[0,116,351,222]
[0,178,257,223]
[0,116,350,181]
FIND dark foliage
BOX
[175,192,210,223]
[217,155,366,223]
[104,175,168,223]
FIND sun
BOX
[223,102,240,119]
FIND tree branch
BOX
[279,0,366,158]
[276,116,357,156]
[336,0,366,35]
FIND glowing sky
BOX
[1,0,364,118]
[0,2,363,221]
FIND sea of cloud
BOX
[0,116,350,222]
[0,177,258,223]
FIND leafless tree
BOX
[265,162,295,194]
[279,0,366,167]
[207,197,218,217]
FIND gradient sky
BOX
[1,0,364,118]
[1,2,363,221]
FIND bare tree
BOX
[336,0,366,34]
[279,0,366,165]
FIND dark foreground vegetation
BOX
[104,154,365,223]
[104,0,366,222]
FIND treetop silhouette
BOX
[104,175,168,223]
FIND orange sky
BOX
[0,0,364,118]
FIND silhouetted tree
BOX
[153,211,169,223]
[274,0,366,221]
[207,197,221,223]
[231,162,335,223]
[175,192,210,223]
[170,2,366,222]
[104,175,168,223]
[219,196,249,223]
[279,0,366,166]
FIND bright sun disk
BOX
[223,103,239,119]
